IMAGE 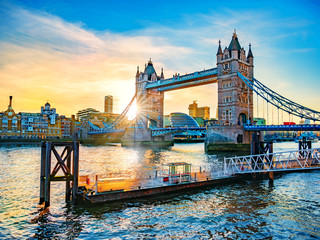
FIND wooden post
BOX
[72,141,79,204]
[65,146,71,202]
[95,175,98,194]
[40,141,46,204]
[268,171,274,187]
[44,141,52,208]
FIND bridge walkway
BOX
[224,148,320,175]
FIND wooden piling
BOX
[44,141,52,208]
[268,171,274,187]
[39,141,46,204]
[72,141,79,204]
[39,141,80,208]
[65,146,71,202]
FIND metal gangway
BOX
[224,148,320,176]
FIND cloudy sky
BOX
[0,0,319,123]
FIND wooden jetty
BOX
[38,141,320,206]
[78,148,320,203]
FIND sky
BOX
[0,0,319,123]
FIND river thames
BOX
[0,142,319,239]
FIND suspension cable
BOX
[237,71,320,122]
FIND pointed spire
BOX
[8,96,12,108]
[228,30,241,51]
[136,66,139,77]
[247,43,253,58]
[217,40,222,55]
[233,29,237,38]
[148,58,153,65]
[160,68,164,79]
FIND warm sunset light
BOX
[0,1,319,120]
[1,1,320,239]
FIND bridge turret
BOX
[135,59,164,129]
[228,30,241,73]
[160,68,165,80]
[217,40,223,75]
[247,43,254,78]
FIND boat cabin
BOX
[163,162,192,183]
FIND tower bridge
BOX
[88,31,320,151]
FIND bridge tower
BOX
[216,30,254,125]
[135,59,164,128]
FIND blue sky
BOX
[0,0,319,122]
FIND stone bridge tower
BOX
[135,59,164,129]
[216,30,254,125]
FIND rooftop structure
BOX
[169,112,199,128]
[77,108,100,121]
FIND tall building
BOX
[216,30,254,125]
[76,108,100,121]
[20,112,49,139]
[188,101,210,120]
[135,59,165,128]
[104,95,113,113]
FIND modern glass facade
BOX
[169,112,200,128]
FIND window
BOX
[12,117,18,127]
[2,116,8,127]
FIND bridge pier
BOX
[121,127,173,147]
[268,172,274,187]
[205,125,252,153]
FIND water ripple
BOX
[0,142,319,239]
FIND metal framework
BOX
[88,94,136,134]
[146,68,217,91]
[244,124,320,132]
[224,148,320,175]
[40,141,80,208]
[237,71,320,121]
[106,93,136,130]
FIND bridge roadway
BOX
[151,127,206,136]
[145,67,217,92]
[88,124,320,135]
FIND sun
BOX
[127,100,137,120]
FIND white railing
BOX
[224,148,320,175]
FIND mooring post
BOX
[72,141,79,204]
[39,141,46,204]
[95,175,98,194]
[268,171,274,187]
[44,141,52,208]
[66,146,71,202]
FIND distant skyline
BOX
[1,0,319,123]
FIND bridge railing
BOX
[224,148,320,175]
[151,127,206,136]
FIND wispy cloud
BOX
[0,2,319,118]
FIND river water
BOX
[0,142,319,239]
